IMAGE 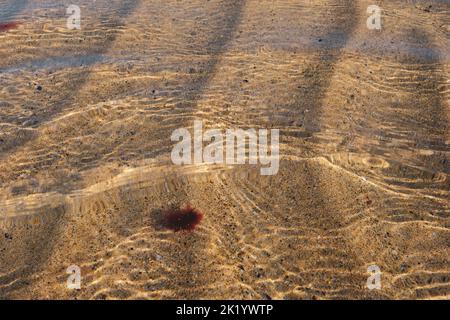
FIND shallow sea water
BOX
[0,0,449,299]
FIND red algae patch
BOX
[163,205,203,232]
[0,22,20,32]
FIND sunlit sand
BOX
[0,0,448,300]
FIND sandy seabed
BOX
[0,0,449,300]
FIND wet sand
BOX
[0,0,449,299]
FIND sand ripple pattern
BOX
[0,0,449,299]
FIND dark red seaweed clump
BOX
[0,22,19,32]
[163,205,203,232]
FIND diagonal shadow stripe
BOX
[379,27,449,189]
[0,0,246,162]
[0,0,141,156]
[121,0,247,299]
[0,0,247,298]
[273,0,359,137]
[0,0,143,298]
[290,0,365,296]
[177,0,246,109]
